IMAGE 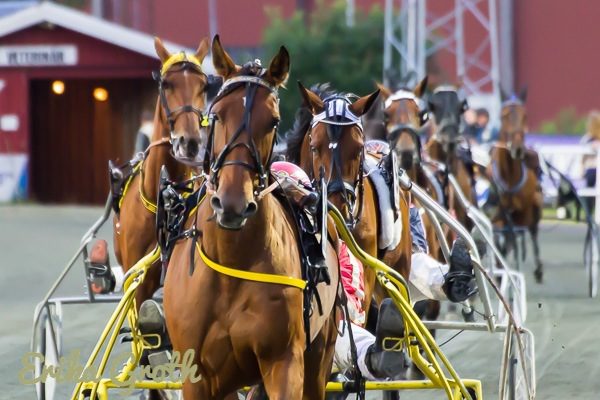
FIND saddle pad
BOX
[364,153,402,251]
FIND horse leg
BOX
[259,342,305,400]
[303,315,337,400]
[530,221,543,284]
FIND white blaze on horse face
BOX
[243,96,246,107]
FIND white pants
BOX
[333,321,378,380]
[409,252,449,302]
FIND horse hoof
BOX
[534,269,543,284]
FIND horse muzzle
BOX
[399,150,417,170]
[210,193,258,230]
[173,135,202,161]
[510,145,525,160]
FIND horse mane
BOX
[285,83,338,164]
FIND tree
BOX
[263,1,384,132]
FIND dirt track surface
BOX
[1,205,598,399]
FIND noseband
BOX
[310,95,364,227]
[152,52,208,143]
[206,72,279,195]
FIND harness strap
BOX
[195,242,307,290]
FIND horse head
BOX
[298,82,379,226]
[500,87,528,160]
[377,76,428,171]
[207,35,288,230]
[428,84,468,153]
[154,37,210,162]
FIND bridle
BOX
[384,89,428,165]
[205,69,279,196]
[309,95,364,228]
[152,52,208,146]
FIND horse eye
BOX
[162,81,172,90]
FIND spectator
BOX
[476,108,499,144]
[134,110,154,153]
[463,108,478,144]
[581,111,600,213]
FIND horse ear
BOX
[154,37,171,63]
[413,76,428,97]
[297,81,324,114]
[211,35,237,78]
[267,46,290,87]
[195,37,210,62]
[375,82,392,100]
[520,86,528,102]
[350,90,380,116]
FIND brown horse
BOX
[487,91,543,282]
[376,77,443,261]
[425,86,477,231]
[164,36,339,399]
[287,83,412,316]
[376,78,449,379]
[113,37,210,309]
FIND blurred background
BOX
[0,0,598,205]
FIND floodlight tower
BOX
[384,0,503,121]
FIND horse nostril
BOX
[186,138,199,157]
[210,195,223,212]
[243,200,258,217]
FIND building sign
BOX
[0,153,27,201]
[0,45,78,67]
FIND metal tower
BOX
[383,0,504,121]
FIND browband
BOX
[216,75,278,98]
[160,52,203,76]
[384,89,425,110]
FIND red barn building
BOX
[0,2,197,203]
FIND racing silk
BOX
[339,241,366,326]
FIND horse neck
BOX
[201,195,278,268]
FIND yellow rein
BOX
[195,241,307,290]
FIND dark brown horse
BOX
[287,83,412,316]
[113,36,210,310]
[425,86,476,231]
[164,36,339,399]
[487,91,543,282]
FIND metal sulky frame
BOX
[403,169,536,400]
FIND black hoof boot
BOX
[534,266,543,284]
[366,299,408,379]
[443,238,478,303]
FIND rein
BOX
[206,75,279,194]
